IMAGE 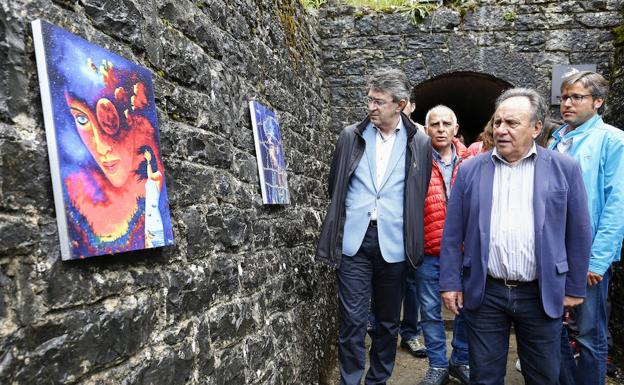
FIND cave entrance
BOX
[409,72,513,145]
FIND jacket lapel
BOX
[362,124,378,190]
[533,147,550,232]
[479,155,494,264]
[379,127,407,191]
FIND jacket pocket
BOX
[556,261,569,274]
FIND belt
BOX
[369,220,377,228]
[487,275,536,288]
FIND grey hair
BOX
[367,68,411,102]
[425,105,457,126]
[495,87,548,125]
[560,71,609,99]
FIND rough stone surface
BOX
[319,0,624,371]
[319,1,623,133]
[0,1,337,384]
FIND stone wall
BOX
[0,1,338,384]
[319,0,623,133]
[319,0,624,364]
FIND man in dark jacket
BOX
[316,68,431,385]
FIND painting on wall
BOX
[249,101,290,205]
[32,19,174,260]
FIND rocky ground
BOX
[328,308,624,384]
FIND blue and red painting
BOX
[249,101,290,205]
[32,20,174,260]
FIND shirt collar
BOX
[432,144,457,164]
[372,116,403,136]
[492,142,537,166]
[552,114,602,142]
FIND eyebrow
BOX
[70,106,88,115]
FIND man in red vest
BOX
[417,105,470,385]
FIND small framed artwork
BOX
[32,19,174,260]
[249,101,290,205]
[551,64,597,105]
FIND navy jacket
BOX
[316,114,432,269]
[439,146,592,318]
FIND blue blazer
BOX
[342,122,407,263]
[439,146,592,318]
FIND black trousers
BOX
[337,226,407,385]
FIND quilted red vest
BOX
[424,139,469,256]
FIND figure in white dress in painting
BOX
[139,145,165,248]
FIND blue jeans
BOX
[368,268,423,340]
[415,255,468,368]
[464,277,562,385]
[401,267,423,340]
[560,268,611,385]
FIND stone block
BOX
[405,33,447,50]
[213,346,247,385]
[0,128,52,211]
[463,6,517,31]
[354,14,378,36]
[576,12,623,28]
[7,294,155,384]
[82,0,147,50]
[545,30,614,52]
[208,298,262,347]
[0,214,37,255]
[132,347,194,385]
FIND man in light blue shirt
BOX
[550,71,624,385]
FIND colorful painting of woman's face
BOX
[66,95,135,188]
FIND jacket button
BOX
[376,194,380,199]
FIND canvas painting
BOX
[249,101,290,205]
[32,20,174,260]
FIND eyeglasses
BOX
[557,94,593,104]
[365,96,391,107]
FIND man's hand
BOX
[441,291,463,315]
[563,296,584,308]
[587,272,603,286]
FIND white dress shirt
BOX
[487,143,538,281]
[370,119,401,220]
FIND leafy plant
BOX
[300,0,327,8]
[503,11,517,22]
[339,0,479,25]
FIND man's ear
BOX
[453,124,460,136]
[593,97,605,111]
[397,99,407,112]
[532,120,543,139]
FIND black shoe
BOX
[400,337,427,358]
[449,362,470,385]
[418,367,449,385]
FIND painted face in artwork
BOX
[66,94,136,188]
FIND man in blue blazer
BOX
[439,88,592,385]
[317,68,431,385]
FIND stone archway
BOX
[410,72,513,145]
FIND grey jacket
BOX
[316,114,432,269]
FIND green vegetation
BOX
[613,23,624,47]
[300,0,479,25]
[502,11,516,22]
[300,0,327,8]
